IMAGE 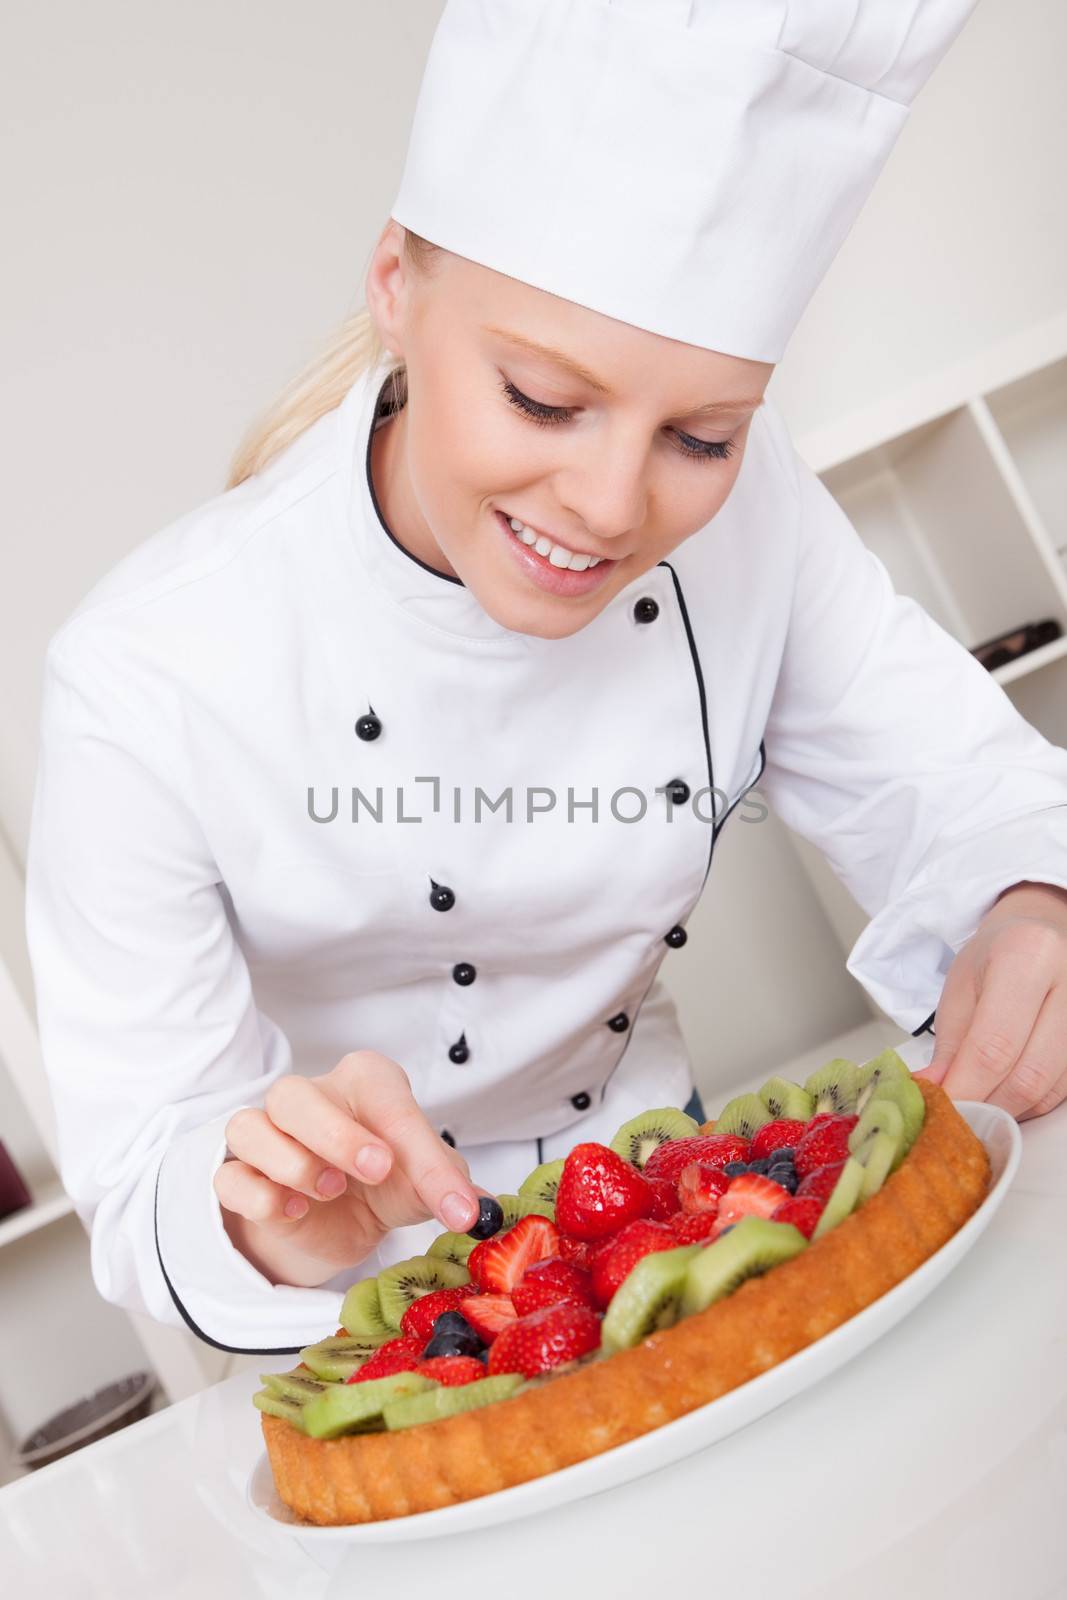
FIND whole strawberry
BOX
[771,1196,824,1240]
[512,1257,597,1316]
[794,1116,858,1178]
[415,1355,487,1386]
[677,1161,730,1215]
[347,1335,425,1383]
[487,1301,602,1378]
[647,1175,682,1221]
[468,1213,560,1293]
[749,1118,808,1162]
[668,1210,720,1244]
[399,1285,476,1343]
[555,1142,655,1240]
[795,1161,846,1202]
[642,1133,751,1186]
[590,1219,676,1309]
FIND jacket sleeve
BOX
[24,631,348,1352]
[758,450,1067,1033]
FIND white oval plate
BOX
[245,1102,1020,1545]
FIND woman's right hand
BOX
[214,1050,483,1288]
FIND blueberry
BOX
[467,1195,505,1240]
[723,1161,748,1177]
[748,1158,769,1174]
[773,1146,795,1159]
[426,1312,483,1357]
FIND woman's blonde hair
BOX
[225,228,441,490]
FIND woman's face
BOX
[365,223,775,640]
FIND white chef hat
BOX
[389,0,978,363]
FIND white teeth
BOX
[503,513,605,572]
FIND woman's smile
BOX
[494,508,619,597]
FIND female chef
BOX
[24,0,1067,1356]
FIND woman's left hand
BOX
[913,880,1067,1121]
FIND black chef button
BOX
[665,924,688,948]
[448,1034,469,1064]
[570,1091,591,1111]
[441,1129,456,1148]
[354,712,382,742]
[665,777,690,806]
[429,880,456,912]
[452,962,477,986]
[633,597,659,624]
[607,1011,630,1033]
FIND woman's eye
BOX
[499,376,735,462]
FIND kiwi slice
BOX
[803,1058,862,1116]
[340,1277,394,1342]
[680,1217,807,1317]
[608,1108,700,1169]
[516,1194,557,1221]
[253,1389,308,1428]
[757,1075,814,1120]
[848,1096,904,1158]
[601,1244,701,1354]
[857,1130,898,1201]
[376,1255,471,1330]
[811,1156,866,1239]
[300,1372,434,1441]
[857,1072,925,1164]
[496,1194,524,1230]
[298,1334,387,1382]
[427,1229,478,1268]
[260,1368,330,1404]
[714,1092,773,1139]
[855,1048,911,1111]
[382,1373,523,1431]
[518,1158,565,1205]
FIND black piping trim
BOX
[713,737,767,844]
[365,374,464,588]
[912,1010,937,1037]
[153,1159,306,1356]
[658,560,716,888]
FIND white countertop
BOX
[3,1090,1065,1600]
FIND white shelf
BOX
[991,631,1067,689]
[0,1177,74,1251]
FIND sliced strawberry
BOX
[676,1161,730,1215]
[399,1285,475,1343]
[795,1160,847,1202]
[749,1118,808,1161]
[771,1196,824,1240]
[512,1257,597,1316]
[346,1335,425,1383]
[487,1302,602,1379]
[647,1175,681,1221]
[460,1293,518,1344]
[555,1143,655,1240]
[642,1133,751,1186]
[717,1172,790,1226]
[794,1116,858,1177]
[591,1219,676,1309]
[467,1213,560,1293]
[668,1210,720,1243]
[415,1355,487,1386]
[558,1233,612,1272]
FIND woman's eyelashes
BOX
[498,376,735,462]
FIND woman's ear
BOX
[364,220,411,360]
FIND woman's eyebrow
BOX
[482,324,764,416]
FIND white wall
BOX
[2,0,1063,1088]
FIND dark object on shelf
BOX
[970,618,1062,673]
[14,1371,157,1472]
[0,1140,32,1222]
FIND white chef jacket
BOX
[24,356,1067,1354]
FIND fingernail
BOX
[284,1197,308,1219]
[355,1145,390,1182]
[441,1191,476,1231]
[316,1168,347,1198]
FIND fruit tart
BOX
[254,1050,992,1525]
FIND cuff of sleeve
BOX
[845,807,1067,1032]
[154,1111,375,1353]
